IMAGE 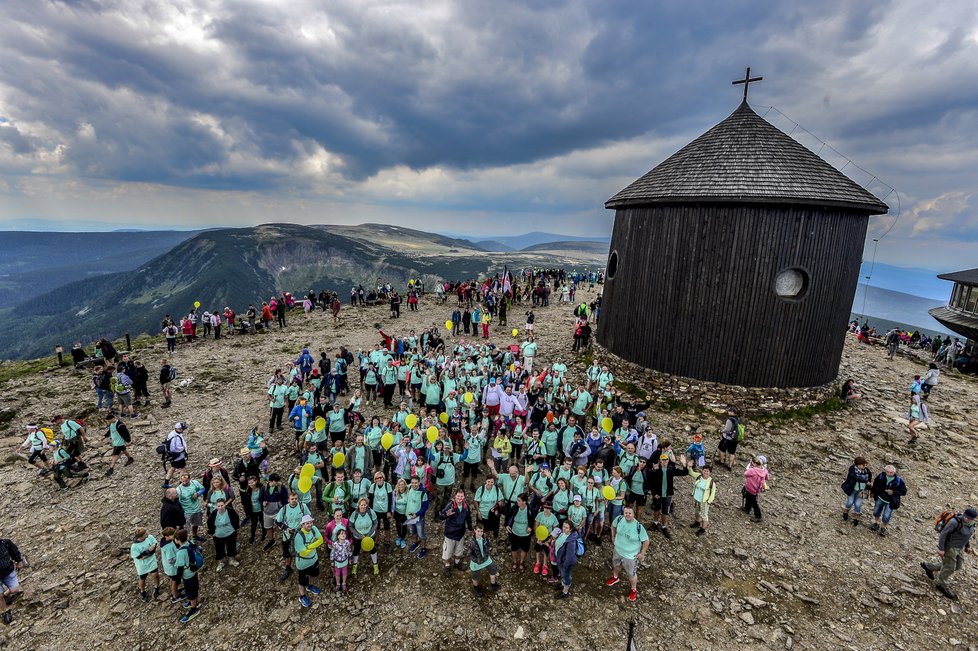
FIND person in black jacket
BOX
[131,361,150,406]
[160,488,186,531]
[468,523,500,597]
[0,537,24,625]
[232,447,268,525]
[207,498,241,570]
[438,489,473,575]
[869,465,907,537]
[840,457,872,526]
[648,451,689,539]
[553,520,580,600]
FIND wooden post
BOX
[125,333,131,352]
[55,345,64,367]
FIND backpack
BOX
[110,377,119,394]
[118,423,132,443]
[187,541,205,571]
[735,421,746,443]
[169,367,177,381]
[342,350,354,365]
[575,536,586,558]
[935,511,961,533]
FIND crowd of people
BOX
[7,265,975,630]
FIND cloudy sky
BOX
[1,1,977,270]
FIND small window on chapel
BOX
[775,267,809,300]
[607,250,619,280]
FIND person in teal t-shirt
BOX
[130,527,160,602]
[292,515,324,608]
[468,524,500,597]
[608,507,650,603]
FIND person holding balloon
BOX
[348,498,380,576]
[293,515,324,608]
[299,445,327,511]
[533,502,559,579]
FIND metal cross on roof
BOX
[732,67,763,101]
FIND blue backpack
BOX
[187,542,205,571]
[575,536,586,558]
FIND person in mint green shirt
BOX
[206,498,241,571]
[534,502,559,578]
[540,426,559,465]
[428,440,466,510]
[172,529,201,622]
[158,528,181,602]
[608,506,650,603]
[348,498,379,575]
[462,427,486,493]
[505,494,532,572]
[552,478,573,522]
[494,464,526,511]
[468,524,500,597]
[566,495,587,532]
[130,527,160,602]
[176,472,206,542]
[268,379,288,432]
[571,386,592,429]
[405,475,430,559]
[275,492,310,582]
[292,515,324,607]
[327,404,348,442]
[474,476,502,538]
[104,413,133,477]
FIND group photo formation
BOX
[3,3,978,650]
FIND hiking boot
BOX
[921,562,935,580]
[842,512,849,521]
[153,586,161,600]
[418,548,428,560]
[140,591,149,603]
[472,585,483,598]
[105,468,114,477]
[936,584,957,600]
[443,565,451,577]
[689,522,700,529]
[124,457,134,466]
[852,519,860,527]
[661,527,672,539]
[180,607,200,623]
[279,568,292,582]
[696,528,707,536]
[162,481,171,489]
[878,527,888,537]
[263,540,275,552]
[2,611,13,625]
[870,522,879,531]
[489,582,500,592]
[555,591,569,600]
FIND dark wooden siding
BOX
[597,203,869,387]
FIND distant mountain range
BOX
[0,223,607,360]
[0,230,200,307]
[850,283,951,335]
[445,231,611,252]
[856,262,950,301]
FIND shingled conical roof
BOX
[605,101,889,214]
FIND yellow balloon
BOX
[535,525,549,542]
[601,417,613,433]
[405,414,418,429]
[463,392,473,404]
[439,412,449,424]
[512,328,519,337]
[602,485,616,501]
[445,320,453,330]
[300,463,316,479]
[381,432,394,450]
[361,536,375,552]
[426,426,439,443]
[332,452,345,468]
[297,476,312,493]
[314,417,326,431]
[194,301,201,309]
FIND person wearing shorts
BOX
[468,524,500,597]
[0,537,24,625]
[607,507,650,603]
[130,527,160,602]
[717,409,740,469]
[438,489,472,575]
[104,413,134,477]
[293,515,324,608]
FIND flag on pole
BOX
[502,265,512,297]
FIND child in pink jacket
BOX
[743,456,769,522]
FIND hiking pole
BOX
[626,617,637,651]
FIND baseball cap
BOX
[573,494,582,502]
[659,453,669,461]
[174,422,186,429]
[540,462,549,470]
[964,508,977,519]
[757,455,768,465]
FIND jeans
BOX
[873,498,893,524]
[844,492,863,514]
[608,503,623,524]
[560,564,573,588]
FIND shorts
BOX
[627,492,647,507]
[509,534,531,552]
[718,438,738,454]
[263,511,278,529]
[170,458,187,470]
[298,561,320,587]
[118,392,133,407]
[138,569,159,580]
[2,570,20,591]
[697,501,711,522]
[612,551,638,578]
[442,537,466,561]
[471,562,498,580]
[186,512,203,528]
[183,574,200,600]
[462,462,480,478]
[112,445,128,455]
[651,495,673,514]
[28,450,47,464]
[408,519,426,540]
[586,510,604,525]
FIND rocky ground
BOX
[1,287,977,651]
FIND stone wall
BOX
[591,342,839,415]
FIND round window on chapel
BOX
[774,267,809,300]
[606,250,619,280]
